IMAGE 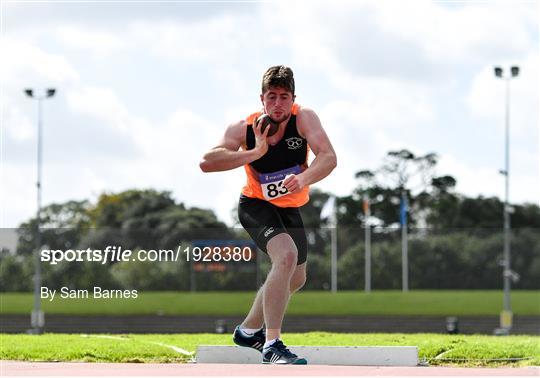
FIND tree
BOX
[16,200,91,256]
[0,252,32,291]
[354,149,442,228]
[82,189,232,251]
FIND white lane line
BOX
[79,334,194,357]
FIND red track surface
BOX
[1,361,538,377]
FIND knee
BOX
[273,248,298,272]
[290,272,306,293]
[267,234,298,272]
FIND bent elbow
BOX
[330,153,338,170]
[199,160,212,173]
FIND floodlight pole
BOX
[24,88,56,334]
[494,66,519,331]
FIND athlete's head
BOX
[260,65,296,124]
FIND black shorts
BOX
[238,195,307,265]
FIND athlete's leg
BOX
[241,284,265,329]
[280,207,307,294]
[241,262,306,329]
[237,196,282,331]
[289,262,306,294]
[264,233,298,341]
[237,197,304,338]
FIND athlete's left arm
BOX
[283,107,337,193]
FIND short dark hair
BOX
[261,65,295,95]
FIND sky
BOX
[1,0,539,228]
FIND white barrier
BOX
[196,345,418,366]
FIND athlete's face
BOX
[260,87,295,124]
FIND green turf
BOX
[0,333,538,367]
[1,290,539,315]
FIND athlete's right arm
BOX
[199,119,269,172]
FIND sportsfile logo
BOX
[40,245,254,264]
[264,227,274,237]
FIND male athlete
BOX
[200,66,337,364]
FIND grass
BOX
[0,333,538,367]
[1,290,539,316]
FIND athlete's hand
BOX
[283,174,306,194]
[253,116,270,158]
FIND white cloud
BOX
[128,15,252,65]
[3,101,34,142]
[54,25,127,60]
[374,1,535,62]
[1,37,80,86]
[439,152,539,204]
[66,86,133,132]
[0,164,37,228]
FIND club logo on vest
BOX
[264,227,275,238]
[286,137,303,150]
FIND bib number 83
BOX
[265,181,289,199]
[259,165,301,201]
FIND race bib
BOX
[259,165,302,201]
